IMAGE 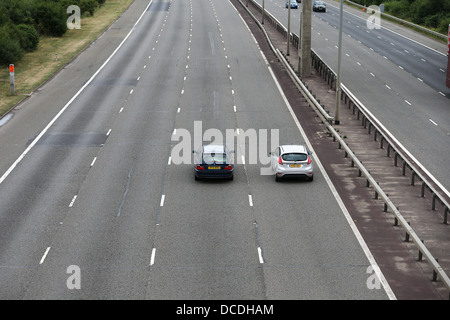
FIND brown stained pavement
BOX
[230,0,450,300]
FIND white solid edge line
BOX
[0,0,154,186]
[267,65,396,300]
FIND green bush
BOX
[15,24,39,52]
[438,17,450,34]
[383,0,410,20]
[0,25,24,65]
[80,0,99,16]
[35,1,67,37]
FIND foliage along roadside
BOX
[350,0,450,35]
[0,0,106,65]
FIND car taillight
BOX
[307,156,312,165]
[224,165,232,170]
[278,156,283,165]
[196,165,204,170]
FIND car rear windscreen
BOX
[282,153,307,161]
[203,153,227,164]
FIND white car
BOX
[269,145,314,181]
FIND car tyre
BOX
[195,174,199,181]
[308,175,314,182]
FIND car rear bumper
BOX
[275,165,313,178]
[195,170,234,179]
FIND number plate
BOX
[208,166,221,169]
[290,164,302,168]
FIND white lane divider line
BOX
[429,119,438,126]
[40,247,51,265]
[160,194,165,207]
[150,248,156,266]
[69,195,77,208]
[257,247,264,264]
[90,157,97,167]
[248,195,253,207]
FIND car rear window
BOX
[203,153,227,164]
[282,153,307,161]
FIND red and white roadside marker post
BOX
[9,64,15,95]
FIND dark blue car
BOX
[193,144,235,181]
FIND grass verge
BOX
[0,0,134,119]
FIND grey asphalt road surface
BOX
[0,0,391,299]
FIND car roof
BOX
[280,145,307,153]
[202,144,226,153]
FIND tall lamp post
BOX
[262,0,265,24]
[287,0,291,55]
[298,0,311,78]
[446,24,450,88]
[334,0,344,125]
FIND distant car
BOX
[193,144,234,180]
[286,0,298,9]
[269,145,314,181]
[313,1,326,12]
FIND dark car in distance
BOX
[313,1,326,12]
[193,144,235,181]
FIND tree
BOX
[0,25,24,65]
[35,1,67,37]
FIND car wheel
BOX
[195,174,199,181]
[275,175,281,182]
[229,175,234,181]
[308,175,314,181]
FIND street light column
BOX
[335,0,344,125]
[287,1,291,56]
[299,0,311,78]
[262,0,265,24]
